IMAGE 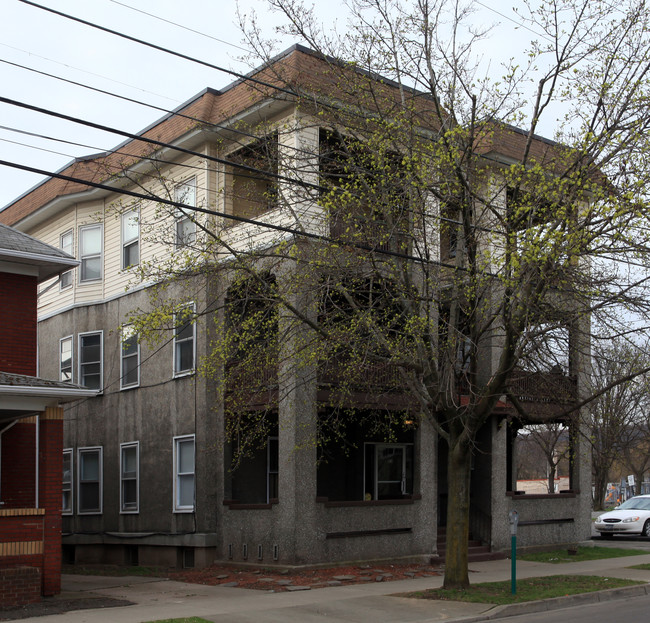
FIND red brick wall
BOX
[0,421,37,507]
[0,272,37,375]
[39,410,63,596]
[0,566,41,608]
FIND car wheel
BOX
[643,521,650,538]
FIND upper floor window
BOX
[79,224,102,282]
[62,448,73,514]
[173,304,195,376]
[122,208,139,269]
[78,446,103,514]
[120,326,139,389]
[229,135,278,221]
[59,230,73,289]
[60,336,73,382]
[174,178,196,247]
[79,331,103,390]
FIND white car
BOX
[595,494,650,538]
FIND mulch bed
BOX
[168,562,442,591]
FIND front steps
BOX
[435,527,506,563]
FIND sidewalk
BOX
[4,550,650,623]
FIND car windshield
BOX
[617,497,650,511]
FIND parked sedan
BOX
[595,494,650,538]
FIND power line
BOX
[0,42,180,104]
[18,0,299,99]
[0,94,323,194]
[108,0,250,53]
[0,56,324,162]
[0,156,451,268]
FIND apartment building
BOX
[0,45,592,568]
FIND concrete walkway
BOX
[7,549,650,623]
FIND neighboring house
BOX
[0,224,96,607]
[0,45,592,569]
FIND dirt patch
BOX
[0,596,134,621]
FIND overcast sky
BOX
[0,0,535,210]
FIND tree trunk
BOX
[443,437,472,589]
[593,469,607,510]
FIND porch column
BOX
[275,261,318,564]
[38,406,63,596]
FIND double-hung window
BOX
[121,208,139,269]
[174,178,196,247]
[173,435,195,512]
[59,230,73,289]
[120,442,139,513]
[62,449,73,514]
[120,326,139,389]
[173,304,195,376]
[60,336,73,382]
[79,224,102,282]
[79,331,103,390]
[78,447,102,514]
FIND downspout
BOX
[35,416,40,508]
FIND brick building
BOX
[0,224,95,607]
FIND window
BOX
[364,443,413,500]
[62,449,73,514]
[79,331,103,390]
[60,336,72,382]
[121,208,139,269]
[120,327,139,389]
[79,224,102,282]
[120,442,139,513]
[267,436,278,503]
[78,447,102,514]
[174,178,196,246]
[173,304,195,376]
[173,435,195,512]
[59,230,73,289]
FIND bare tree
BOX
[589,340,650,509]
[118,0,650,589]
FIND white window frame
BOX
[59,229,73,289]
[59,335,73,383]
[120,326,140,390]
[120,442,139,514]
[174,177,197,247]
[173,303,196,377]
[78,331,103,391]
[77,446,103,515]
[78,224,103,282]
[173,435,195,512]
[121,207,140,270]
[363,442,413,501]
[62,448,73,515]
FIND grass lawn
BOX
[406,575,642,605]
[143,619,213,623]
[518,546,648,563]
[628,562,650,570]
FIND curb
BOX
[449,583,650,621]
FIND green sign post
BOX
[509,509,519,595]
